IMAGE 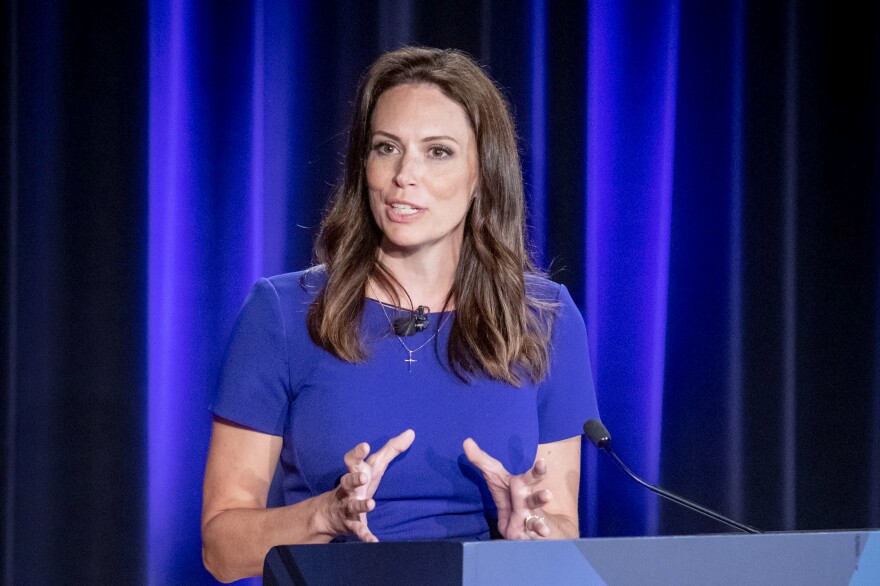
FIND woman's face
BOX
[366,83,479,260]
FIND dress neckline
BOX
[364,297,455,316]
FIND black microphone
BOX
[413,306,430,332]
[583,419,762,534]
[392,306,430,336]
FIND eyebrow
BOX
[372,130,461,145]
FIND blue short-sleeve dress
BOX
[212,267,599,541]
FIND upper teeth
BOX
[392,203,418,215]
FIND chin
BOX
[382,238,426,254]
[379,227,419,246]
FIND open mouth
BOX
[390,203,421,216]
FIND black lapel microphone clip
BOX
[413,306,430,332]
[393,305,430,336]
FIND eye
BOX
[428,145,453,159]
[371,142,398,156]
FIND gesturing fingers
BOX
[525,514,552,538]
[337,469,368,494]
[354,524,379,543]
[326,433,415,543]
[365,429,415,477]
[462,438,509,480]
[530,458,548,481]
[462,440,560,540]
[345,496,374,515]
[343,442,371,471]
[524,488,553,510]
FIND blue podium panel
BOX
[264,531,880,586]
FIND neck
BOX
[373,243,459,311]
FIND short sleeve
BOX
[211,278,291,436]
[537,284,600,443]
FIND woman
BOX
[202,46,598,582]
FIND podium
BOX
[264,530,880,585]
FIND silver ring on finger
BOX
[524,512,546,534]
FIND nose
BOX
[393,151,419,188]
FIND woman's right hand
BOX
[315,428,415,542]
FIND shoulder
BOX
[525,274,583,336]
[525,273,566,304]
[237,267,326,325]
[262,266,328,304]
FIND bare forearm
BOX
[202,492,334,583]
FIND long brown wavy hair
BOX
[307,46,556,385]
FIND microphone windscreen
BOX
[583,419,611,449]
[413,306,429,332]
[393,316,417,336]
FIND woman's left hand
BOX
[462,438,553,540]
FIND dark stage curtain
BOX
[661,0,880,535]
[3,1,148,584]
[4,1,879,584]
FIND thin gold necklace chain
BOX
[368,282,453,370]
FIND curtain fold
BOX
[586,0,680,537]
[4,1,148,583]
